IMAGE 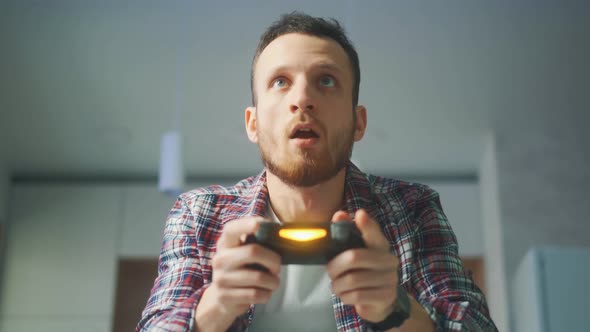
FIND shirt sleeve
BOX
[135,196,206,332]
[410,187,498,331]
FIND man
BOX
[137,12,496,332]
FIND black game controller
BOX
[245,221,365,265]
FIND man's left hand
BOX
[327,209,400,323]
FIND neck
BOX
[266,168,347,223]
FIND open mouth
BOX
[290,128,320,139]
[289,127,320,139]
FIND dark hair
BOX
[250,12,360,107]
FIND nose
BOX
[289,78,316,114]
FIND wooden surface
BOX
[112,259,159,332]
[462,256,486,294]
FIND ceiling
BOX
[1,1,554,179]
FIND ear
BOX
[245,106,258,143]
[353,105,367,142]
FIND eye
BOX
[271,77,289,89]
[319,75,336,88]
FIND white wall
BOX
[0,181,213,331]
[479,134,508,332]
[0,162,8,224]
[0,162,8,293]
[424,180,483,257]
[0,184,121,332]
[118,184,177,258]
[485,4,590,330]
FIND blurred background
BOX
[0,1,588,331]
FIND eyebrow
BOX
[312,62,343,73]
[266,62,343,78]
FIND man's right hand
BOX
[195,217,282,332]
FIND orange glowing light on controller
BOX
[279,228,327,242]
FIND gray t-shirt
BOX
[248,208,338,331]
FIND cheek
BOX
[329,114,355,140]
[257,114,281,140]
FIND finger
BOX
[331,210,350,223]
[217,286,276,305]
[214,269,281,291]
[331,269,398,296]
[217,217,264,249]
[338,286,397,307]
[326,249,397,279]
[355,304,394,324]
[354,209,390,250]
[213,244,282,275]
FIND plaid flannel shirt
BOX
[137,162,497,331]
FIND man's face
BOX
[246,33,366,187]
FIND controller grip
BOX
[327,221,365,260]
[331,221,365,247]
[244,223,280,271]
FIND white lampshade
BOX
[158,131,185,196]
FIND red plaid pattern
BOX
[136,162,496,331]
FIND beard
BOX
[257,116,356,188]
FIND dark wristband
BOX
[365,284,411,331]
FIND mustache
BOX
[286,114,325,135]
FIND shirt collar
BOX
[232,160,377,222]
[343,160,378,219]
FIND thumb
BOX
[331,210,351,223]
[354,209,389,250]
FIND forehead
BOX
[254,33,352,80]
